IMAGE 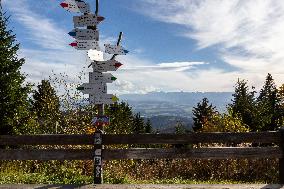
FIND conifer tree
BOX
[104,102,134,134]
[32,80,61,133]
[0,9,31,134]
[132,113,145,134]
[145,118,152,133]
[192,98,217,132]
[229,79,257,131]
[257,73,281,131]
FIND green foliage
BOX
[145,119,152,133]
[257,73,282,131]
[192,98,217,132]
[0,10,31,134]
[132,113,145,134]
[202,109,249,132]
[32,80,61,134]
[104,102,134,134]
[229,79,257,131]
[175,121,186,134]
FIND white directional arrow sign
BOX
[69,28,99,41]
[73,14,104,28]
[92,60,123,72]
[88,49,104,61]
[60,0,90,14]
[69,40,100,50]
[77,83,106,94]
[90,94,119,105]
[89,72,117,83]
[104,44,129,55]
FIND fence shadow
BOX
[261,184,284,189]
[34,184,91,189]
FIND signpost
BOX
[61,0,128,184]
[73,14,104,27]
[87,49,104,61]
[91,60,123,72]
[69,28,99,41]
[69,40,100,50]
[60,0,90,14]
[104,44,129,55]
[89,72,117,83]
[76,83,106,94]
[90,94,118,105]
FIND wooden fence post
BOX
[279,128,284,184]
[94,104,104,184]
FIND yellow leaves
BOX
[201,112,249,133]
[86,126,96,134]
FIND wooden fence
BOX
[0,130,284,183]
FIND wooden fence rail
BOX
[0,130,283,183]
[0,131,280,145]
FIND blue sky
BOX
[2,0,284,94]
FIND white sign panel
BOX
[70,40,100,50]
[87,49,104,61]
[104,44,128,55]
[92,60,123,72]
[89,72,116,83]
[69,28,99,41]
[90,94,117,105]
[77,83,106,94]
[73,14,104,27]
[61,0,90,14]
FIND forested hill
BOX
[120,92,233,117]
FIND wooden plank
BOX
[0,135,93,145]
[0,147,281,160]
[103,132,281,144]
[0,132,280,146]
[0,149,93,160]
[103,147,282,160]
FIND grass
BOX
[0,170,267,184]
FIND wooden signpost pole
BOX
[91,0,103,184]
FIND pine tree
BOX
[132,113,145,134]
[145,118,152,133]
[257,73,281,131]
[278,84,284,126]
[175,121,186,134]
[0,10,31,134]
[104,102,134,134]
[192,98,217,132]
[32,80,61,133]
[229,79,257,131]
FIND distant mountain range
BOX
[119,92,233,132]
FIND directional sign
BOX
[92,116,110,126]
[76,83,106,94]
[69,40,100,50]
[92,60,123,72]
[104,44,129,55]
[73,14,105,28]
[88,49,104,61]
[90,94,118,105]
[68,28,99,41]
[89,72,117,83]
[60,0,90,14]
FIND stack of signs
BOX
[61,0,128,105]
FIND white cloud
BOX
[137,0,284,89]
[122,61,205,72]
[3,0,69,50]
